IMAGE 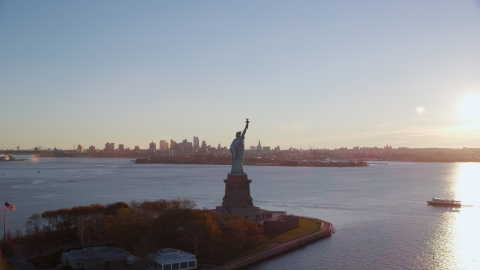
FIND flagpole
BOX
[3,206,5,252]
[3,207,5,239]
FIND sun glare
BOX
[451,163,480,269]
[459,94,480,121]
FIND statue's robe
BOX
[230,135,245,174]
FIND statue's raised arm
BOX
[242,118,249,137]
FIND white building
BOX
[147,248,197,270]
[60,246,131,269]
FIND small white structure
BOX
[147,248,197,270]
[60,246,131,269]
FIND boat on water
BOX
[427,198,461,207]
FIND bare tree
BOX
[14,229,23,241]
[75,215,91,246]
[5,229,13,240]
[25,213,43,236]
[89,213,106,242]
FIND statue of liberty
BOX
[230,119,249,175]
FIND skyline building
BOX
[104,142,114,152]
[193,136,199,149]
[159,140,168,151]
[149,142,156,151]
[88,145,96,153]
[26,136,275,154]
[182,139,189,151]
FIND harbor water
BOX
[1,157,479,269]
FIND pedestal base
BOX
[220,174,254,209]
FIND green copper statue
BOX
[230,118,249,174]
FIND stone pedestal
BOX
[221,174,254,209]
[214,173,298,233]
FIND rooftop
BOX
[63,246,130,260]
[148,248,196,264]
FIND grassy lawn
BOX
[264,217,320,243]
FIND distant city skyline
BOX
[1,1,479,150]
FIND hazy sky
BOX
[1,1,480,150]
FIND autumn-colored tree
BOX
[105,201,129,216]
[25,198,265,258]
[241,219,266,248]
[56,208,74,234]
[89,212,107,242]
[105,215,118,239]
[183,210,221,255]
[214,214,264,252]
[41,210,59,232]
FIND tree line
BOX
[18,199,265,259]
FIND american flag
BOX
[5,202,16,210]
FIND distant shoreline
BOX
[0,159,27,162]
[134,158,368,167]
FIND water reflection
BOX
[455,163,480,206]
[434,163,480,269]
[453,163,480,269]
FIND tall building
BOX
[182,139,192,151]
[77,144,83,153]
[159,140,169,151]
[193,136,199,148]
[170,139,176,149]
[105,142,114,152]
[149,142,156,150]
[118,144,125,151]
[88,145,96,153]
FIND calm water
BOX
[1,156,479,269]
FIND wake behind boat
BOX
[427,198,461,207]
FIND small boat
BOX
[427,198,461,207]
